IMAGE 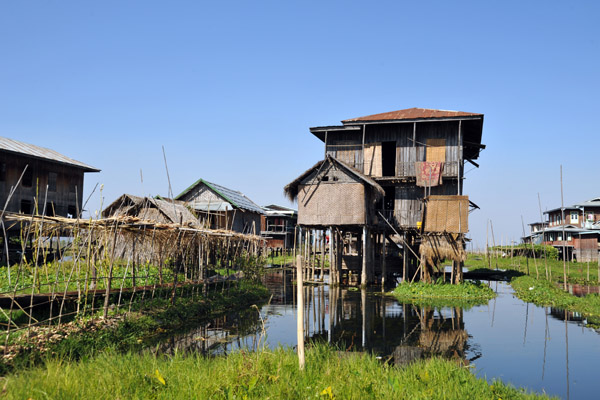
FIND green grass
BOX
[390,281,496,308]
[0,280,270,375]
[509,275,600,325]
[466,252,600,285]
[0,260,179,295]
[0,344,551,399]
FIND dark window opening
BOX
[321,175,329,182]
[382,141,396,177]
[23,168,33,187]
[46,202,55,216]
[384,186,395,211]
[0,163,5,182]
[20,199,32,214]
[67,205,77,219]
[332,176,338,181]
[48,172,57,192]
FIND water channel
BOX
[157,270,600,399]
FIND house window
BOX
[48,172,57,192]
[570,212,578,224]
[587,213,594,222]
[20,199,32,214]
[23,168,33,187]
[0,163,5,182]
[567,233,572,241]
[67,205,77,218]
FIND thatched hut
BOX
[284,155,384,227]
[102,194,199,227]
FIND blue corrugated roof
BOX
[176,179,263,214]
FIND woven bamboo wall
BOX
[297,183,366,226]
[423,195,469,233]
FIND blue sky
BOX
[1,1,598,246]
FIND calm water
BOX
[159,271,600,399]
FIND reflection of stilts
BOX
[361,287,366,348]
[523,302,529,345]
[565,309,570,400]
[542,307,549,380]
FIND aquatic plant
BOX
[1,344,551,399]
[391,281,496,308]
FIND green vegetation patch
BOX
[510,275,600,322]
[466,253,600,285]
[1,345,551,399]
[391,281,496,308]
[0,281,269,375]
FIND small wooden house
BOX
[0,136,99,218]
[285,155,384,227]
[261,204,298,250]
[175,179,263,234]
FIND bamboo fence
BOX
[0,212,265,345]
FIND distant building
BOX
[175,179,263,235]
[525,197,600,261]
[261,204,297,250]
[545,198,600,229]
[0,136,99,218]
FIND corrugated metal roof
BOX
[176,179,264,214]
[544,197,600,214]
[342,107,483,123]
[0,136,100,172]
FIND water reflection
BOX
[153,270,600,399]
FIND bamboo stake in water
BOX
[296,255,305,370]
[560,166,567,291]
[538,193,549,280]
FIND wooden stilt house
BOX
[286,108,485,285]
[175,179,263,235]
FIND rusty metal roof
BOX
[0,136,100,172]
[342,108,483,123]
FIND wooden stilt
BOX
[361,226,368,287]
[381,234,386,290]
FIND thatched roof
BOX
[102,194,199,227]
[284,155,385,202]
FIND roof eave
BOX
[0,148,100,172]
[342,115,483,125]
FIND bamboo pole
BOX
[561,166,567,291]
[296,255,305,370]
[361,226,367,287]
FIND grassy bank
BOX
[391,281,496,308]
[510,275,600,324]
[466,253,600,285]
[1,280,269,374]
[1,345,550,399]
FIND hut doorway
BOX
[382,141,396,176]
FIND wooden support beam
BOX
[361,226,368,287]
[465,158,479,168]
[381,234,387,290]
